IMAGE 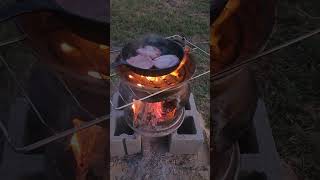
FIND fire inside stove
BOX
[117,47,195,136]
[131,99,178,129]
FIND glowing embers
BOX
[131,99,178,130]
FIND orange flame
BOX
[70,119,88,172]
[131,100,177,128]
[70,133,81,163]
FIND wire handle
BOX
[212,27,320,80]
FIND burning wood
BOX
[131,99,177,129]
[70,118,107,180]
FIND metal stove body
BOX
[110,35,210,156]
[115,45,196,137]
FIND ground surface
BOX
[253,0,320,179]
[110,137,210,180]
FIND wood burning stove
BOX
[112,35,196,137]
[110,35,210,179]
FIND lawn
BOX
[110,0,210,127]
[253,0,320,179]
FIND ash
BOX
[110,137,210,180]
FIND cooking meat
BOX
[127,55,154,69]
[136,46,161,59]
[153,55,179,69]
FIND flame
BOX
[131,100,177,128]
[146,76,160,82]
[69,118,107,180]
[71,133,81,155]
[71,133,82,167]
[132,99,143,124]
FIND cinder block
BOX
[238,99,283,180]
[121,134,141,155]
[169,94,204,154]
[110,137,126,157]
[110,92,141,157]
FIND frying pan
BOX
[112,35,185,77]
[0,0,109,45]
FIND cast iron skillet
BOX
[0,0,109,45]
[112,35,185,77]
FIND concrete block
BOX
[110,92,141,157]
[238,99,283,180]
[121,134,141,155]
[110,137,126,157]
[169,94,204,154]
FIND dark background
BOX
[253,0,320,179]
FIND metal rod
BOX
[0,55,55,133]
[167,35,210,56]
[0,35,27,47]
[0,115,109,153]
[110,49,121,53]
[212,28,320,80]
[115,70,210,110]
[29,46,100,120]
[54,72,96,119]
[110,99,114,107]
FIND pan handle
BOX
[169,36,186,48]
[0,0,60,23]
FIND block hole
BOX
[184,100,191,110]
[178,116,196,135]
[238,123,259,154]
[114,117,134,136]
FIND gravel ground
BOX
[110,137,210,180]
